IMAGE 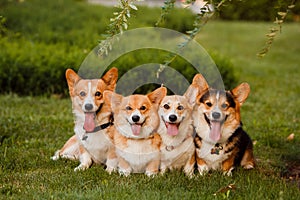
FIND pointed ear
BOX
[231,82,250,105]
[184,85,199,107]
[147,87,167,105]
[192,74,209,93]
[65,69,81,96]
[103,90,123,112]
[101,67,118,91]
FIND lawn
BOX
[1,5,300,200]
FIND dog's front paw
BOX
[145,171,158,178]
[160,167,167,176]
[184,165,195,178]
[243,163,254,170]
[118,168,131,177]
[51,150,60,161]
[184,169,195,179]
[197,165,209,176]
[223,167,234,176]
[106,158,118,174]
[106,166,116,174]
[74,163,90,172]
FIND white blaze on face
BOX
[209,91,222,142]
[83,81,96,132]
[82,82,94,111]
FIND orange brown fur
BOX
[51,68,118,172]
[104,87,167,177]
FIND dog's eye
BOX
[177,105,184,110]
[126,106,132,111]
[221,103,228,109]
[80,91,86,97]
[95,91,101,97]
[163,104,170,109]
[140,106,146,110]
[205,102,212,107]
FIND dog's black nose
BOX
[132,115,140,123]
[169,114,177,122]
[85,103,93,111]
[212,112,221,119]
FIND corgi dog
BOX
[157,94,196,177]
[51,68,118,172]
[189,74,255,176]
[104,87,167,177]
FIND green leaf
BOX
[288,5,295,9]
[277,12,287,17]
[129,3,138,10]
[123,23,128,30]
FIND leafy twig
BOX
[156,0,230,78]
[155,0,177,26]
[98,0,139,56]
[257,0,296,57]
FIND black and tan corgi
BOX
[188,74,255,175]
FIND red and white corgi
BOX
[157,94,196,177]
[190,74,255,176]
[104,87,167,177]
[51,68,118,172]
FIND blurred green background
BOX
[1,0,298,96]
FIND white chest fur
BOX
[161,137,194,168]
[78,129,112,164]
[196,141,229,170]
[117,139,160,173]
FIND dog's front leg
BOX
[74,145,93,171]
[183,152,196,178]
[145,159,160,177]
[196,154,208,175]
[222,155,235,176]
[106,147,118,174]
[118,156,131,177]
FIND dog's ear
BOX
[65,69,81,96]
[147,87,167,105]
[184,85,198,107]
[231,82,250,105]
[192,74,209,94]
[103,90,123,112]
[101,67,118,91]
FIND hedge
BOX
[218,0,300,21]
[0,0,237,96]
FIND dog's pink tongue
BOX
[210,121,221,142]
[131,124,141,136]
[166,123,179,136]
[84,113,96,132]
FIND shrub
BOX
[0,0,237,96]
[218,0,300,21]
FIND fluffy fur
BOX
[157,94,196,177]
[104,87,167,177]
[189,74,255,176]
[51,68,118,172]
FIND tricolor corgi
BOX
[157,94,196,177]
[190,74,255,176]
[104,87,167,177]
[51,68,118,172]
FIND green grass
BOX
[1,11,300,200]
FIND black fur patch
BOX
[199,90,214,103]
[194,135,202,149]
[225,124,253,166]
[199,89,236,109]
[226,92,236,108]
